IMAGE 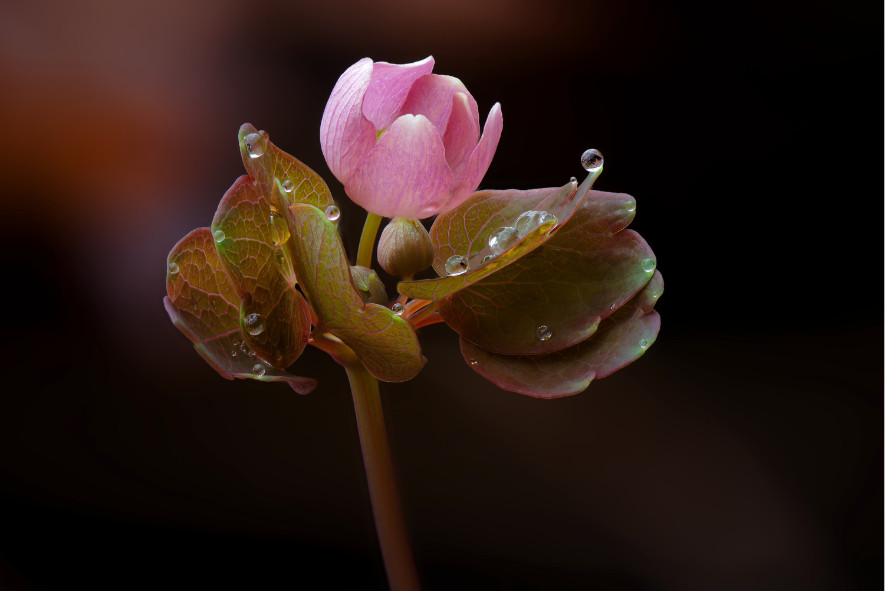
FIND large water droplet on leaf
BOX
[252,363,266,376]
[325,205,340,221]
[281,179,294,193]
[514,210,557,238]
[244,132,266,158]
[580,148,603,171]
[488,226,518,255]
[536,325,552,341]
[444,255,469,276]
[642,258,656,273]
[213,229,226,243]
[244,312,265,336]
[270,214,290,245]
[168,262,179,275]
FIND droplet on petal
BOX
[391,302,404,315]
[514,210,557,238]
[244,132,266,158]
[641,258,656,273]
[580,148,603,171]
[536,325,552,341]
[487,226,518,255]
[244,313,265,336]
[444,255,469,276]
[325,205,341,221]
[252,363,266,377]
[168,262,179,275]
[282,179,294,193]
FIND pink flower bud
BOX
[320,56,503,219]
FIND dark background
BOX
[0,0,881,589]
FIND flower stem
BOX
[344,360,421,591]
[357,212,383,268]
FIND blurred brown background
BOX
[0,0,880,589]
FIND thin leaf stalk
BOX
[357,212,384,268]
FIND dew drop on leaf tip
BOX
[580,148,603,171]
[244,132,266,158]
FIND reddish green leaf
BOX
[459,270,663,398]
[286,203,424,382]
[165,228,317,394]
[211,176,312,368]
[440,190,654,355]
[238,123,336,212]
[398,169,603,301]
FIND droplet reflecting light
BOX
[580,148,603,171]
[244,313,265,336]
[444,255,469,276]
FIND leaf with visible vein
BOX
[460,270,663,398]
[398,168,604,301]
[287,203,424,382]
[164,228,317,394]
[212,176,312,368]
[440,190,654,355]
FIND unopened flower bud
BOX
[350,265,388,306]
[377,217,434,279]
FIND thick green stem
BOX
[344,360,421,591]
[356,212,383,268]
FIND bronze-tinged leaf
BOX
[165,228,317,394]
[459,271,664,398]
[440,191,655,355]
[287,203,424,383]
[238,123,336,212]
[398,169,603,301]
[212,176,312,368]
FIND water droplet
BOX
[482,254,493,263]
[469,358,478,366]
[167,261,179,274]
[514,210,557,238]
[487,226,518,255]
[282,179,294,193]
[244,132,266,158]
[580,148,603,171]
[569,176,577,185]
[252,363,266,377]
[391,302,404,315]
[639,338,649,349]
[641,258,656,273]
[244,313,265,336]
[536,325,552,341]
[270,214,290,245]
[230,349,238,357]
[325,205,340,221]
[213,229,226,243]
[247,349,256,358]
[626,200,636,213]
[444,255,469,276]
[232,339,241,347]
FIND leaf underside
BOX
[460,270,663,398]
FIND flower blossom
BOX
[320,56,503,219]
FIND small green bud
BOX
[377,218,434,279]
[350,266,388,306]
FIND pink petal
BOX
[445,102,503,212]
[442,92,480,182]
[399,74,478,134]
[320,58,377,184]
[346,114,453,219]
[362,57,435,131]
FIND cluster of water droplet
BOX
[231,337,258,361]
